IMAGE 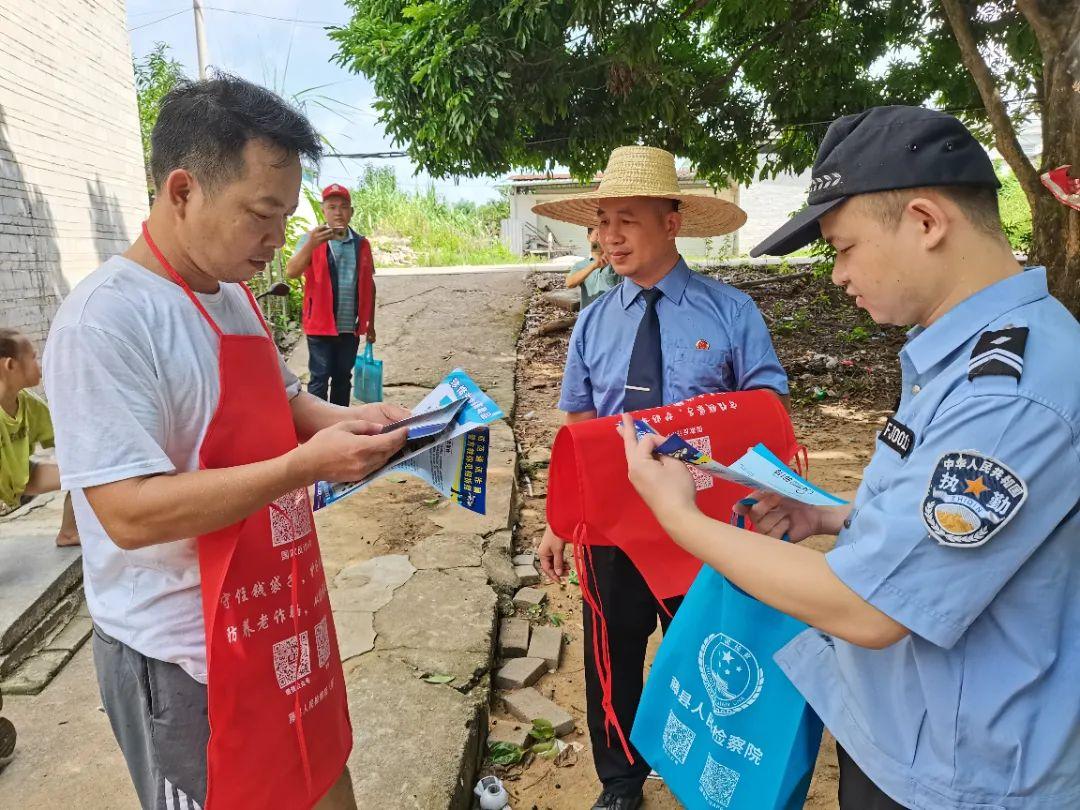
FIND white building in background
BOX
[501,170,742,261]
[0,0,147,347]
[500,165,811,261]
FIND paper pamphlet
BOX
[313,369,503,513]
[631,420,848,507]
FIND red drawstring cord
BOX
[792,444,809,477]
[572,525,635,763]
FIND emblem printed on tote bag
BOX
[699,632,764,717]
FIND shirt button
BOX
[911,384,922,395]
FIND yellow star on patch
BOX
[964,476,990,498]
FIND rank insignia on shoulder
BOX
[922,450,1027,548]
[968,326,1028,381]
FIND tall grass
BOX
[349,165,520,266]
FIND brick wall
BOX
[0,0,146,349]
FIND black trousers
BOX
[306,333,360,407]
[837,743,909,809]
[582,546,683,797]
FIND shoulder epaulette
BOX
[968,326,1028,381]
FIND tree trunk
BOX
[1026,4,1080,315]
[1030,195,1080,313]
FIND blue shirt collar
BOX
[902,266,1049,375]
[619,256,692,309]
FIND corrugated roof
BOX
[505,168,699,185]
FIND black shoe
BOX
[0,716,16,771]
[591,789,644,810]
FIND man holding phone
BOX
[287,184,377,406]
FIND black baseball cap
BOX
[750,106,1001,257]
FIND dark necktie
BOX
[623,287,664,411]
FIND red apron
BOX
[143,225,352,809]
[547,389,803,760]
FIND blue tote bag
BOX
[631,542,823,809]
[353,342,383,403]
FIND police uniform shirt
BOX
[776,268,1080,809]
[559,257,789,417]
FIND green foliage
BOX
[776,308,811,335]
[328,1,1040,187]
[487,741,526,765]
[133,43,185,192]
[996,164,1032,254]
[529,719,556,743]
[842,326,871,344]
[349,164,519,266]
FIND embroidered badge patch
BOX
[696,339,710,350]
[922,451,1027,548]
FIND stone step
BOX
[0,588,82,678]
[486,717,533,750]
[498,617,530,658]
[493,657,547,690]
[512,587,546,610]
[500,687,575,737]
[0,532,82,654]
[527,625,564,672]
[0,613,92,697]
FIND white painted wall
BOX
[0,0,147,347]
[507,183,740,261]
[737,168,813,256]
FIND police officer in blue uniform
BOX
[534,145,790,810]
[621,106,1080,809]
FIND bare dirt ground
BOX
[489,271,899,809]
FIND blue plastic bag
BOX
[353,341,383,403]
[630,527,823,809]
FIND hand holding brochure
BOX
[630,419,847,506]
[313,370,503,513]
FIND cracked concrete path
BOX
[0,270,530,809]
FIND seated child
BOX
[0,328,78,546]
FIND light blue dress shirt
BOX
[558,257,789,417]
[776,267,1080,809]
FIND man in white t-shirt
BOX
[43,76,406,810]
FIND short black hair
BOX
[0,327,29,360]
[150,74,322,193]
[859,186,1004,240]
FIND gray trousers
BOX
[92,625,208,810]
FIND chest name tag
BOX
[878,416,915,458]
[922,451,1027,548]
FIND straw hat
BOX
[530,146,746,237]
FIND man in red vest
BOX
[287,184,376,405]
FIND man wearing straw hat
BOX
[535,146,789,809]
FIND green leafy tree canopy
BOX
[134,42,186,192]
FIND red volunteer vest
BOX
[547,390,803,759]
[143,224,352,808]
[302,233,375,336]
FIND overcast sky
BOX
[126,0,504,203]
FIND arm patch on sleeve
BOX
[922,451,1028,548]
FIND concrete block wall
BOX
[0,0,147,348]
